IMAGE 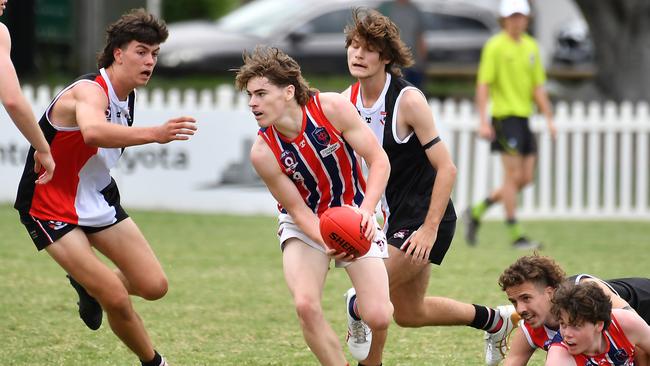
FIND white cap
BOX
[499,0,530,17]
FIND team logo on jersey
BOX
[280,150,299,174]
[612,349,629,363]
[47,221,68,230]
[311,127,331,146]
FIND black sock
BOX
[484,197,495,207]
[141,350,163,366]
[469,304,499,331]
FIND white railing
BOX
[1,85,648,219]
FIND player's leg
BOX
[345,257,392,366]
[520,154,537,191]
[88,218,168,301]
[283,238,346,365]
[45,228,158,363]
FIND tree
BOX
[574,0,650,102]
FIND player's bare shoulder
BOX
[318,92,359,132]
[250,136,277,173]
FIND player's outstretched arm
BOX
[318,92,389,239]
[504,327,536,366]
[74,82,196,148]
[0,23,55,184]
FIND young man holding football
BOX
[236,46,392,366]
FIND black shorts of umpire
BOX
[386,218,456,265]
[490,116,537,156]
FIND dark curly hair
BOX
[97,8,168,69]
[498,254,566,291]
[234,46,317,106]
[550,281,612,330]
[344,7,414,77]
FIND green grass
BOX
[1,204,648,365]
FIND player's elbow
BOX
[439,160,457,182]
[2,96,23,114]
[80,126,103,147]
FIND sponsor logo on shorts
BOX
[393,229,411,240]
[47,221,68,231]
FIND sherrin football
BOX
[319,206,371,258]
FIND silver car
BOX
[158,0,499,74]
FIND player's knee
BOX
[519,172,534,187]
[393,308,420,328]
[137,275,168,301]
[98,288,132,318]
[293,296,323,325]
[361,303,392,331]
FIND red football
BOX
[319,206,371,258]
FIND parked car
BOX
[552,19,594,66]
[157,0,499,75]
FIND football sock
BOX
[349,294,361,321]
[470,304,500,331]
[506,218,524,241]
[141,350,164,366]
[471,198,493,220]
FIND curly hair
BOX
[97,8,168,69]
[234,46,317,106]
[498,254,566,291]
[344,7,414,77]
[550,281,612,330]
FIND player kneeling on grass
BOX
[14,9,197,366]
[546,281,650,366]
[236,46,392,366]
[492,254,650,366]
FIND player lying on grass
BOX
[546,281,650,366]
[492,254,650,366]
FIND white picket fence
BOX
[1,85,648,219]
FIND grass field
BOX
[1,204,648,365]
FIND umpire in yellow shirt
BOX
[464,0,556,249]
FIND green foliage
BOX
[1,204,648,364]
[162,0,240,23]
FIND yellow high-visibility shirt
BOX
[477,31,546,118]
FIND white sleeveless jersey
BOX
[15,68,136,227]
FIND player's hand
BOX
[325,247,356,262]
[400,225,437,265]
[478,122,494,141]
[156,116,197,143]
[33,150,55,184]
[345,204,376,242]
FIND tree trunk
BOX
[575,0,650,102]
